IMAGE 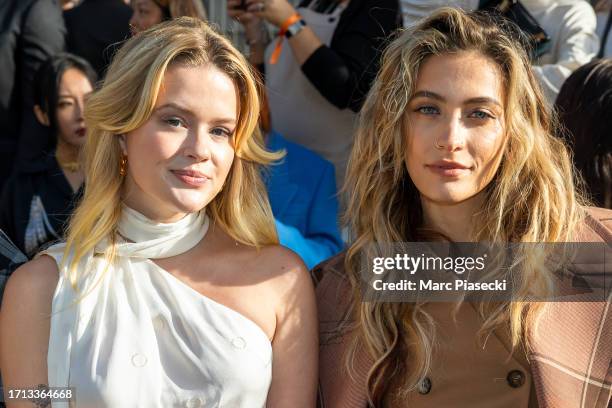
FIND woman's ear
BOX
[118,134,127,155]
[33,105,50,126]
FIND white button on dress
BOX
[231,337,247,349]
[131,353,147,368]
[45,208,272,407]
[185,396,205,408]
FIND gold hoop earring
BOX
[119,156,128,176]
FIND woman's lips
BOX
[75,128,86,137]
[171,169,210,187]
[425,161,471,177]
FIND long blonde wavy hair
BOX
[63,17,280,287]
[342,8,587,404]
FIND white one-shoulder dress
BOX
[44,207,272,408]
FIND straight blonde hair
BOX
[342,8,587,404]
[63,17,280,287]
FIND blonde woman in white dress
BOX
[0,17,317,408]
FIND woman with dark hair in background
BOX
[0,0,66,192]
[129,0,208,34]
[555,58,612,209]
[0,53,97,257]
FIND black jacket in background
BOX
[0,0,65,184]
[64,0,132,78]
[298,0,402,112]
[0,153,80,258]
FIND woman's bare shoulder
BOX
[1,255,59,314]
[204,224,312,296]
[0,255,59,392]
[251,244,310,285]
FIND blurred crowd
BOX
[0,0,610,269]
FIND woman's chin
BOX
[167,193,213,214]
[420,189,482,206]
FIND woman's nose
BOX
[434,114,466,152]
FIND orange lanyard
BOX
[269,12,302,64]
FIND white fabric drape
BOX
[45,207,272,407]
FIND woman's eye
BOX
[416,106,439,115]
[469,110,494,120]
[165,117,185,128]
[211,127,232,138]
[58,101,73,108]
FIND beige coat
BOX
[315,207,611,407]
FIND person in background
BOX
[555,58,612,209]
[400,0,599,104]
[592,0,612,57]
[0,230,27,310]
[0,0,66,192]
[129,0,208,34]
[258,88,343,269]
[0,17,317,407]
[229,0,401,190]
[0,53,97,258]
[64,0,133,78]
[316,8,610,407]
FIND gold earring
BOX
[119,156,127,176]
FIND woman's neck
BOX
[55,138,80,164]
[420,193,485,242]
[55,138,84,192]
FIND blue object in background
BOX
[265,131,343,270]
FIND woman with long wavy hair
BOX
[315,8,611,407]
[0,17,317,407]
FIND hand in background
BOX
[227,0,269,46]
[245,0,297,27]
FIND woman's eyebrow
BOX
[154,102,192,115]
[464,97,502,107]
[411,91,502,108]
[411,90,444,101]
[210,118,237,126]
[155,103,237,125]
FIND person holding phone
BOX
[228,0,401,190]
